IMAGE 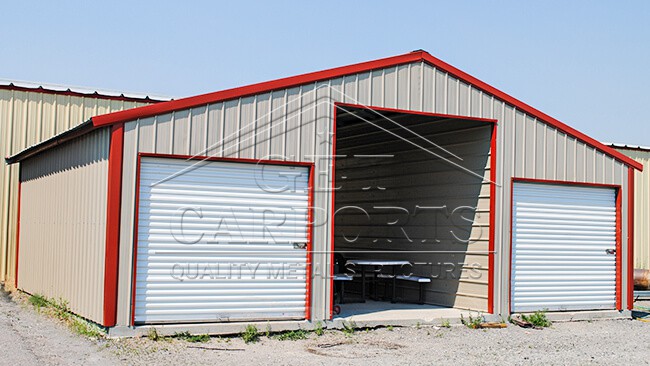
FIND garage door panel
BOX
[134,157,310,324]
[511,182,617,312]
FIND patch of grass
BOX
[342,321,356,337]
[241,325,260,344]
[415,322,421,329]
[174,331,210,343]
[276,329,309,341]
[175,331,210,343]
[265,322,272,338]
[27,293,105,338]
[28,294,48,309]
[314,321,324,336]
[70,318,104,338]
[147,328,169,341]
[52,298,71,321]
[440,319,451,328]
[521,310,552,328]
[461,313,484,329]
[386,325,394,331]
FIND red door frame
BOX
[329,102,498,318]
[508,178,623,313]
[130,153,315,325]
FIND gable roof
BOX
[11,51,643,170]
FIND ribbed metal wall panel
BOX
[614,148,650,269]
[17,128,110,323]
[0,89,152,284]
[117,61,631,324]
[511,182,617,312]
[134,157,310,323]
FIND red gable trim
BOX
[418,53,643,172]
[91,52,424,127]
[91,51,643,171]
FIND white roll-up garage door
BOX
[511,182,617,312]
[134,157,311,324]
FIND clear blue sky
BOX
[1,1,648,146]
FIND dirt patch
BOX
[306,339,404,358]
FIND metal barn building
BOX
[5,51,643,335]
[609,144,650,270]
[0,80,168,287]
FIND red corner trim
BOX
[14,180,21,288]
[90,50,642,171]
[627,168,635,310]
[103,123,124,327]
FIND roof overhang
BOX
[5,120,96,164]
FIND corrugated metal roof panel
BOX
[0,78,173,102]
[606,142,650,152]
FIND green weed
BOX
[461,313,484,329]
[174,331,210,343]
[342,321,356,337]
[276,329,309,341]
[241,325,260,344]
[521,310,552,328]
[28,294,48,309]
[314,321,324,336]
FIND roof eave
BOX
[5,120,96,164]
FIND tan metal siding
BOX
[614,149,650,269]
[17,128,110,323]
[0,89,151,284]
[116,61,632,323]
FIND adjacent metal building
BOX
[610,144,650,270]
[0,80,168,286]
[6,51,643,333]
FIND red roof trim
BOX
[91,52,423,127]
[91,50,643,171]
[418,53,643,171]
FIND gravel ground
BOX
[0,289,117,365]
[2,288,650,365]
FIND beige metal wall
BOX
[18,128,110,323]
[0,89,151,284]
[615,148,650,269]
[115,61,632,324]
